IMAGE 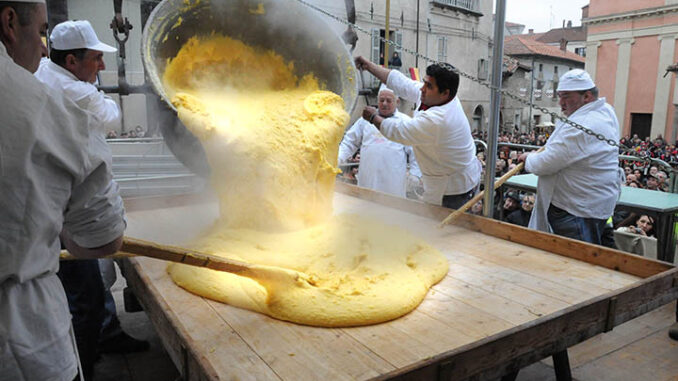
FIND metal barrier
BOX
[473,141,678,193]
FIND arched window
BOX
[473,105,484,133]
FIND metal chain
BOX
[294,0,633,153]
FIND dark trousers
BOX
[58,259,105,381]
[547,204,607,245]
[442,188,476,210]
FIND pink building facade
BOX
[585,0,678,141]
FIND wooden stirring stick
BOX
[60,237,315,287]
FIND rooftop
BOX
[536,26,587,44]
[504,36,586,64]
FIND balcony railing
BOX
[431,0,482,16]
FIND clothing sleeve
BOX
[525,129,578,176]
[380,111,438,146]
[338,120,364,164]
[84,91,121,126]
[386,70,423,104]
[62,133,126,248]
[405,146,422,177]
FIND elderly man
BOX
[355,56,481,208]
[0,1,126,381]
[338,85,420,198]
[519,69,622,244]
[35,19,148,374]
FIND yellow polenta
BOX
[163,35,448,327]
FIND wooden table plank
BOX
[121,189,676,381]
[204,299,395,381]
[445,254,598,304]
[133,258,282,380]
[445,263,571,316]
[448,234,638,291]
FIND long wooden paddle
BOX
[60,237,316,288]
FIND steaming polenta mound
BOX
[163,35,448,327]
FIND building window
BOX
[539,63,543,72]
[574,47,586,57]
[554,66,558,77]
[437,36,448,63]
[478,58,488,80]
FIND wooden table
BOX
[504,173,678,263]
[119,183,678,381]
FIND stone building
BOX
[46,0,494,132]
[502,35,585,132]
[585,0,678,141]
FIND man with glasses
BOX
[519,69,623,245]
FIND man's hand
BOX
[355,56,371,71]
[355,56,390,83]
[362,106,378,123]
[518,152,531,163]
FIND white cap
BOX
[557,69,595,92]
[8,0,45,3]
[50,20,116,53]
[378,83,395,95]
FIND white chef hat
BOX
[7,0,45,3]
[50,20,116,52]
[557,69,595,92]
[378,83,395,95]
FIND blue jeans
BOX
[547,204,606,245]
[57,259,105,381]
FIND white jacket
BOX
[0,44,126,381]
[526,97,623,232]
[35,58,121,133]
[382,70,481,204]
[338,111,421,197]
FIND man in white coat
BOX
[35,20,148,376]
[338,85,421,198]
[0,2,126,381]
[355,56,481,209]
[518,69,622,244]
[35,20,119,130]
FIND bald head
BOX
[377,88,398,117]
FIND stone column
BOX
[614,38,635,134]
[653,34,678,139]
[585,41,601,81]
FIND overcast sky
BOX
[498,0,591,33]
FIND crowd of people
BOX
[470,131,675,193]
[105,125,146,139]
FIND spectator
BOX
[497,190,521,220]
[506,193,535,227]
[389,52,402,68]
[470,200,483,215]
[646,174,660,191]
[616,214,655,237]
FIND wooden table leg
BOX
[552,350,572,381]
[500,370,519,381]
[656,212,676,263]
